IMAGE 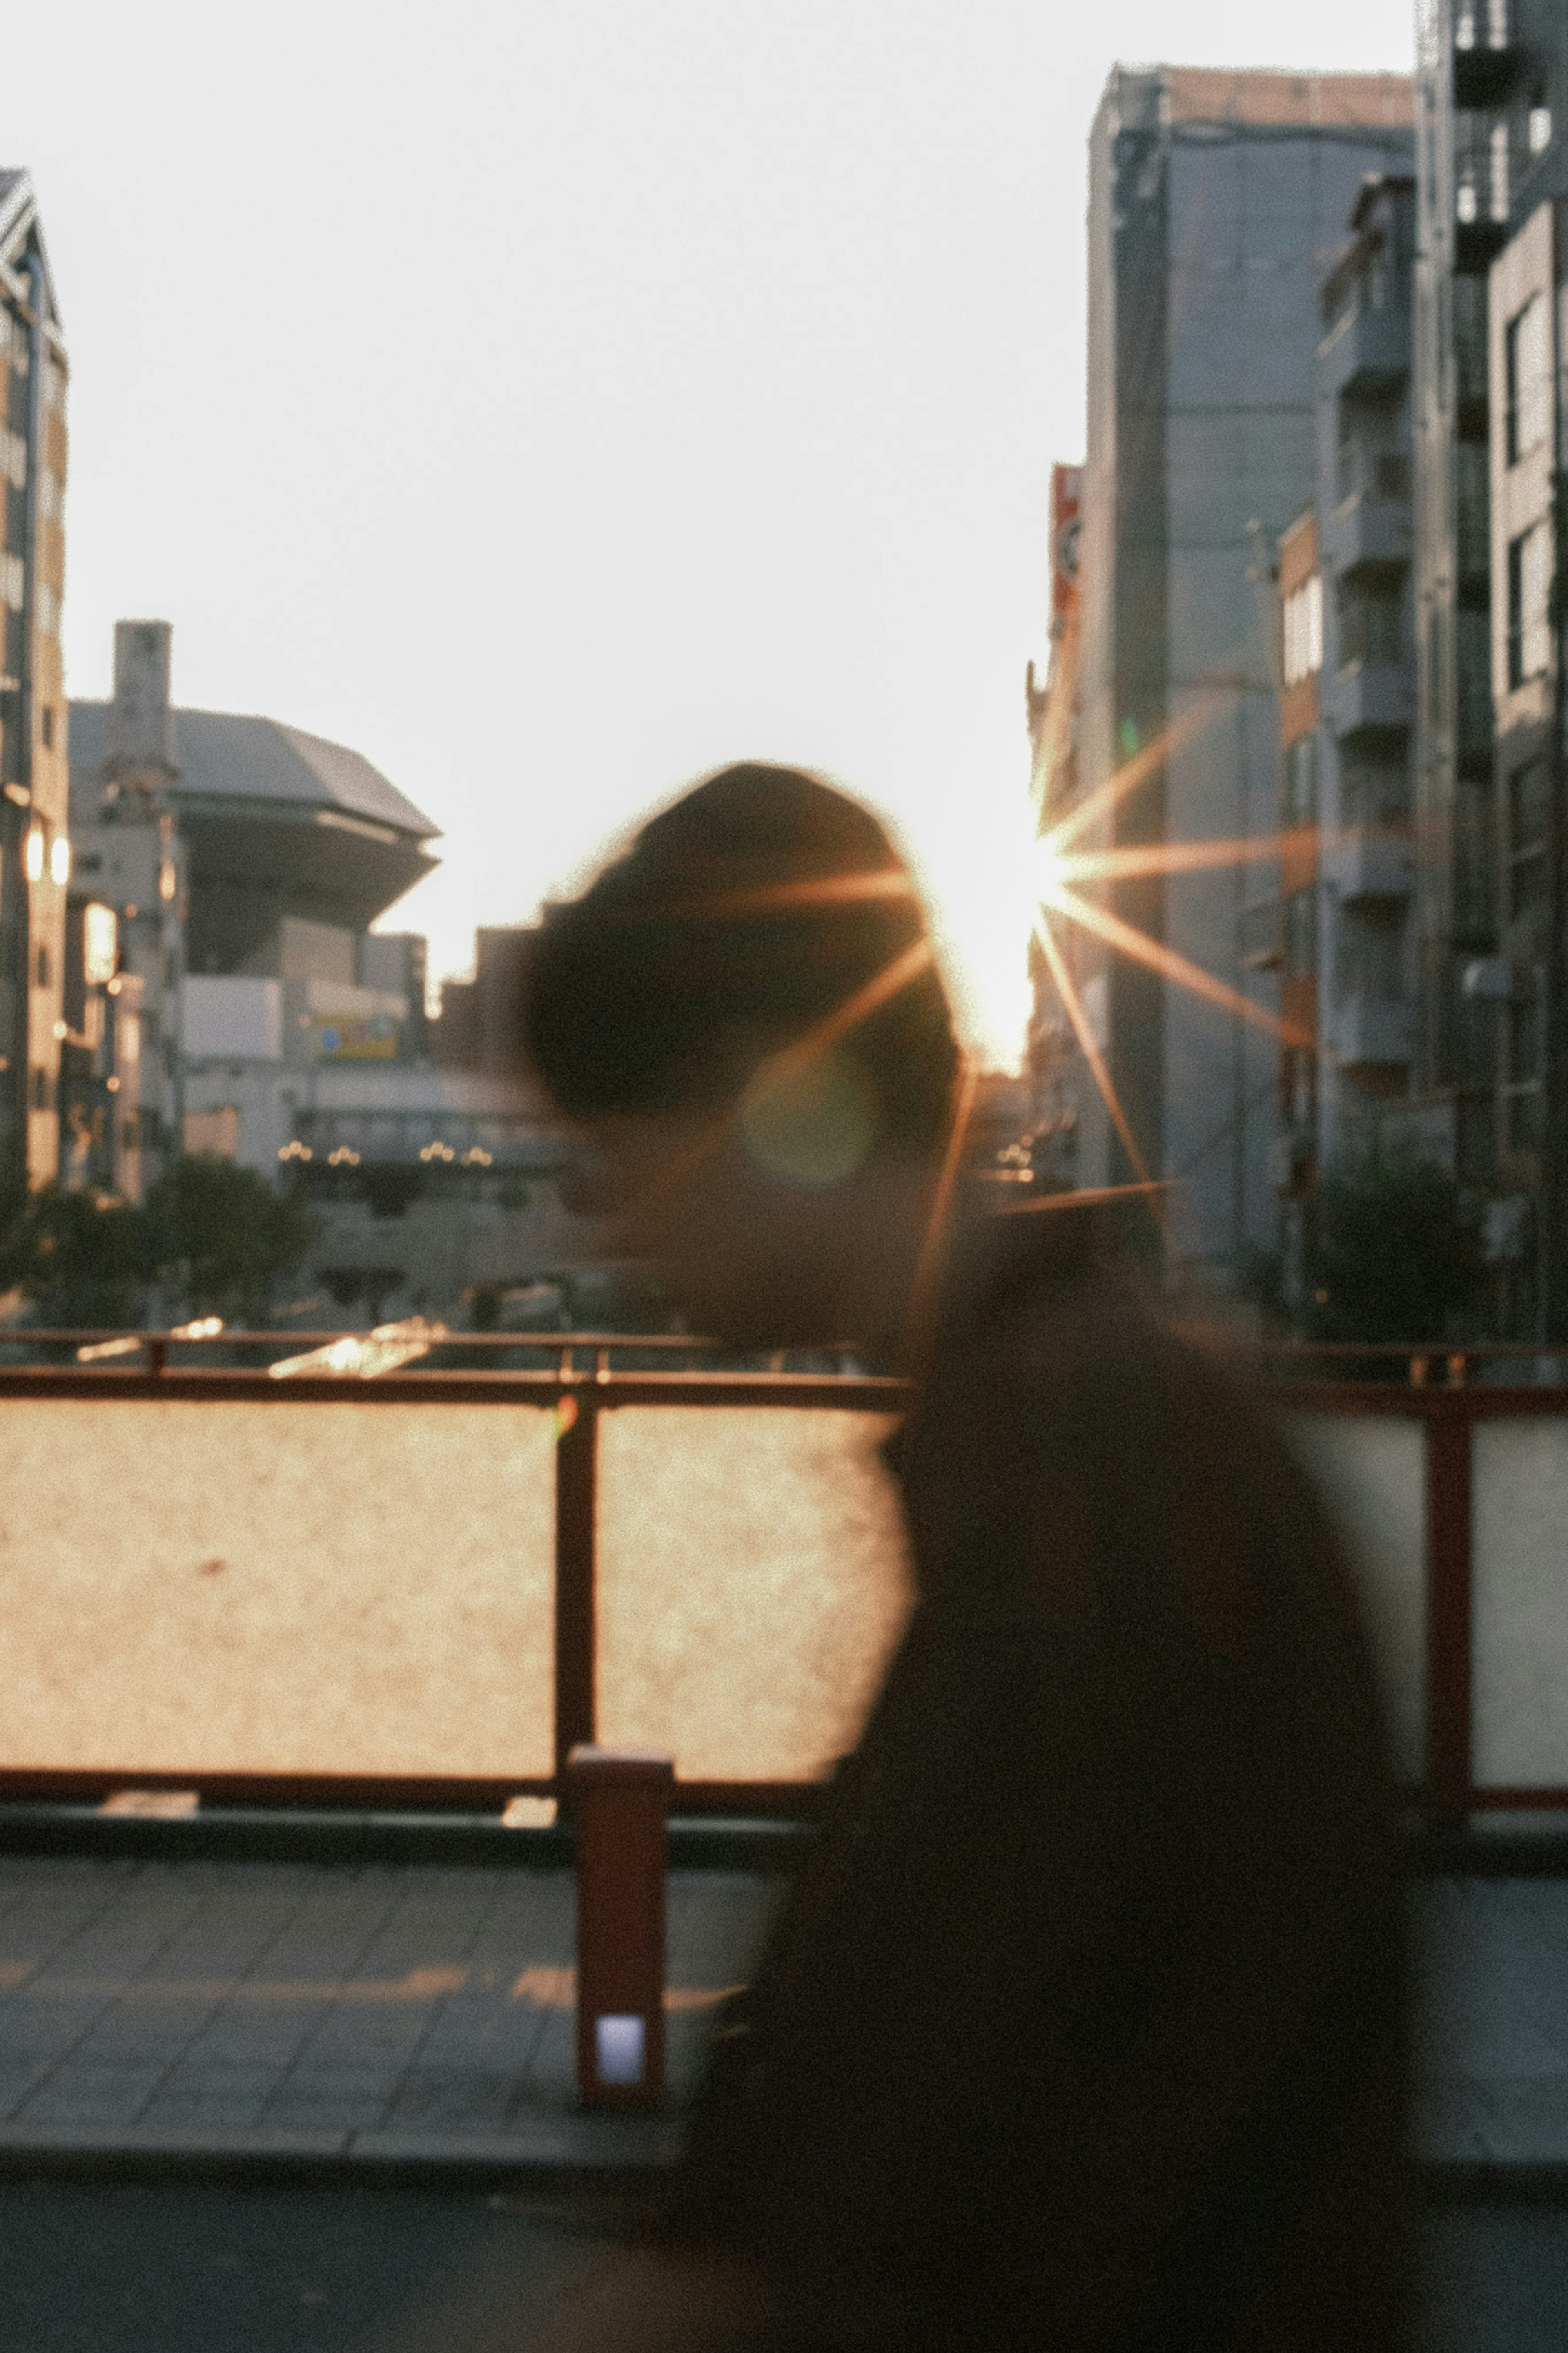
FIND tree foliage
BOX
[0,1158,318,1327]
[141,1157,318,1319]
[1306,1159,1485,1345]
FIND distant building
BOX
[1078,66,1412,1288]
[1315,174,1422,1167]
[69,629,443,1188]
[433,925,536,1075]
[1413,0,1568,1334]
[1265,510,1324,1309]
[1024,462,1085,1194]
[0,172,70,1189]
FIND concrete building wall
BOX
[1079,67,1413,1289]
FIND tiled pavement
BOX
[0,1857,777,2171]
[0,1853,1562,2175]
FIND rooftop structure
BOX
[68,694,439,976]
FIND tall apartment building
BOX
[1263,175,1423,1305]
[0,172,69,1190]
[1413,0,1568,1334]
[1077,67,1412,1287]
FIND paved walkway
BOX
[0,1853,1561,2174]
[0,1857,776,2171]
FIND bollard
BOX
[567,1744,674,2109]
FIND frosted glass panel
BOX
[0,1399,555,1775]
[1285,1414,1425,1781]
[1474,1418,1568,1787]
[596,1407,911,1781]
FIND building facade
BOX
[1078,66,1413,1289]
[1413,0,1568,1333]
[0,172,69,1191]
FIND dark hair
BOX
[523,763,960,1153]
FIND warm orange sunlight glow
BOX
[1045,885,1314,1053]
[1032,914,1156,1196]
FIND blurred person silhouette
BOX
[517,763,1407,2353]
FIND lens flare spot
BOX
[739,1051,878,1190]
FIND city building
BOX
[1076,67,1413,1289]
[68,627,442,1192]
[0,170,69,1190]
[1316,174,1422,1168]
[1413,0,1568,1334]
[1263,509,1324,1308]
[1024,461,1085,1195]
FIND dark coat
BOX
[661,1208,1410,2351]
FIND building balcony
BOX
[1334,997,1414,1068]
[1327,466,1412,581]
[1332,828,1415,906]
[1317,297,1409,399]
[1327,660,1412,749]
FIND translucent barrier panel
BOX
[1283,1415,1425,1782]
[0,1399,555,1776]
[1473,1418,1568,1787]
[595,1408,911,1782]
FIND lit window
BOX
[1490,121,1509,222]
[1457,181,1478,224]
[83,902,118,987]
[23,827,43,883]
[1505,294,1551,464]
[49,834,69,886]
[1282,576,1324,688]
[1508,523,1553,686]
[1529,107,1552,156]
[40,468,61,520]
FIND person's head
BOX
[523,762,962,1348]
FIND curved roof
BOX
[67,703,440,842]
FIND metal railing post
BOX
[554,1390,598,1781]
[1425,1395,1475,1824]
[568,1744,673,2109]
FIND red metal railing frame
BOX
[0,1356,1562,1822]
[0,1361,901,1818]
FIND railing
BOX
[0,1333,1564,1823]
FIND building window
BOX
[1285,886,1317,979]
[1508,523,1552,686]
[43,357,66,417]
[1282,576,1323,687]
[1336,908,1404,1003]
[1338,583,1403,669]
[2,430,23,492]
[1490,119,1510,222]
[33,944,48,991]
[1284,733,1318,827]
[1507,758,1550,918]
[1,554,22,613]
[39,468,61,521]
[1529,105,1553,157]
[29,1068,45,1111]
[35,584,60,642]
[1505,293,1551,465]
[39,706,52,749]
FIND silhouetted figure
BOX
[521,765,1407,2353]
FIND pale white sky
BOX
[12,0,1412,1060]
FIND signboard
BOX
[312,1014,399,1061]
[1050,462,1082,638]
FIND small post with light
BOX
[566,1745,673,2110]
